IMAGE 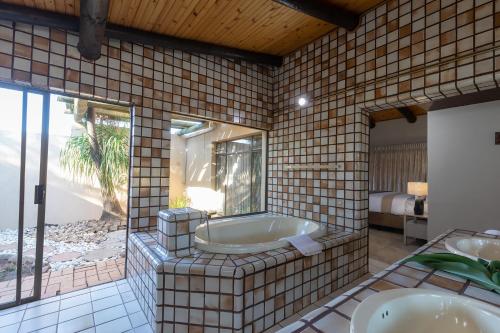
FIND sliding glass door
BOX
[0,86,49,309]
[215,135,262,216]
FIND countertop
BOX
[277,229,500,333]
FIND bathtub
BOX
[194,214,327,254]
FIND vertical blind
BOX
[369,143,427,193]
[215,135,262,216]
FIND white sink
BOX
[350,289,500,333]
[445,237,500,261]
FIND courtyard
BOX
[0,221,126,302]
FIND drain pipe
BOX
[78,0,109,60]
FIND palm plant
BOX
[60,107,129,221]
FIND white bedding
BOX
[369,192,414,216]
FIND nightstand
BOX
[403,213,428,245]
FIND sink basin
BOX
[350,288,500,333]
[445,237,500,261]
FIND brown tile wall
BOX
[0,0,499,234]
[0,21,274,232]
[269,0,500,234]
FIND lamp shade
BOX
[407,182,428,196]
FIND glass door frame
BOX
[0,82,50,310]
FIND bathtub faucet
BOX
[204,213,211,243]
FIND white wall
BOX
[169,134,186,201]
[428,100,500,238]
[370,115,427,146]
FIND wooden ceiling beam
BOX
[397,107,417,123]
[0,3,283,67]
[273,0,359,31]
[78,0,109,60]
[369,115,376,129]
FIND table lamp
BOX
[407,182,428,215]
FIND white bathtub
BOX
[194,214,327,254]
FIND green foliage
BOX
[59,124,129,200]
[169,196,191,209]
[402,253,500,293]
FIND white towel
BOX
[283,235,322,256]
[484,229,500,236]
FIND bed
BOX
[369,191,427,230]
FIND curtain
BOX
[216,136,262,216]
[225,151,251,215]
[369,143,427,193]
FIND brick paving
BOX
[0,257,125,304]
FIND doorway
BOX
[0,85,131,309]
[367,106,428,274]
[0,86,49,309]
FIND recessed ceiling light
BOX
[298,97,307,106]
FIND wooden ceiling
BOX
[371,105,428,123]
[0,0,385,56]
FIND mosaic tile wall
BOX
[0,19,274,231]
[0,0,498,233]
[269,0,500,233]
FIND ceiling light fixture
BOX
[298,97,307,106]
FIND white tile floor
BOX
[0,279,152,333]
[0,274,378,333]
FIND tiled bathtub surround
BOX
[278,229,500,333]
[157,208,207,257]
[126,217,368,333]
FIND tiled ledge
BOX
[277,229,500,333]
[130,224,364,276]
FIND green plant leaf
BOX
[478,258,489,268]
[403,253,491,273]
[492,272,500,285]
[402,253,500,294]
[488,260,500,274]
[60,122,129,217]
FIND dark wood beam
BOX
[397,107,417,123]
[273,0,359,31]
[78,0,109,60]
[428,87,500,111]
[105,24,283,66]
[369,115,376,129]
[0,3,283,67]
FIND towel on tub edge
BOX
[282,235,323,256]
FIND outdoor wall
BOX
[428,100,500,238]
[170,122,264,212]
[370,115,427,146]
[0,93,127,229]
[168,134,186,202]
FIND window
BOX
[215,135,263,216]
[168,116,266,217]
